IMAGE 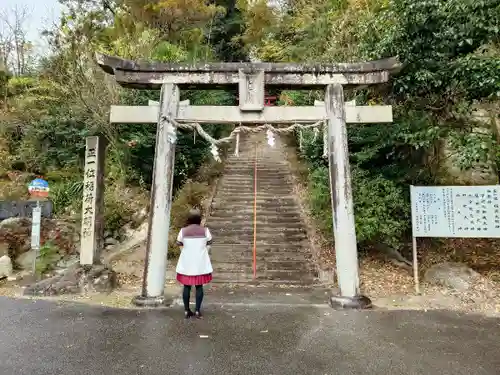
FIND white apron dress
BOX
[175,224,213,285]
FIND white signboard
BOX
[30,206,42,249]
[410,185,500,238]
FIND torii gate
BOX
[94,54,399,308]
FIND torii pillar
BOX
[96,54,399,309]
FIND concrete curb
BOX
[132,295,174,308]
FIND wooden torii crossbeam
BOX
[109,102,392,124]
[95,53,399,308]
[96,54,399,90]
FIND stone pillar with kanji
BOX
[80,136,106,265]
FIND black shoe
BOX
[185,310,194,319]
[194,310,202,319]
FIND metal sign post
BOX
[28,178,50,275]
[31,201,42,274]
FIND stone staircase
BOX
[207,132,317,285]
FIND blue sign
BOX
[28,178,50,197]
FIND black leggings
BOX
[182,285,204,312]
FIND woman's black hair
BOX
[186,208,202,225]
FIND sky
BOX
[1,0,62,51]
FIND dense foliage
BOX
[0,0,499,258]
[0,0,242,232]
[252,0,500,254]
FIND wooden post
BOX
[133,84,179,306]
[412,236,420,294]
[325,84,364,304]
[80,136,106,265]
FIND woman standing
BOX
[176,209,213,318]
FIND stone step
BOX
[219,178,290,185]
[211,244,311,254]
[213,267,316,281]
[220,179,291,184]
[213,198,297,204]
[211,206,302,215]
[211,254,312,263]
[210,211,302,218]
[214,196,296,201]
[221,176,290,182]
[224,168,285,173]
[212,270,315,282]
[210,242,308,249]
[208,223,306,230]
[217,187,291,193]
[216,190,294,196]
[209,225,305,231]
[213,261,312,271]
[212,270,316,284]
[209,229,307,235]
[223,173,289,178]
[223,169,290,176]
[217,186,292,192]
[224,162,288,166]
[215,190,293,196]
[211,255,312,264]
[211,246,309,258]
[212,198,299,206]
[211,204,296,212]
[214,234,307,243]
[211,277,314,286]
[207,213,302,223]
[210,207,301,214]
[211,244,310,253]
[209,211,302,219]
[211,236,309,244]
[210,227,307,235]
[224,165,289,170]
[211,202,299,209]
[219,180,290,186]
[216,189,292,195]
[221,175,286,182]
[208,217,304,225]
[225,159,288,164]
[212,197,297,203]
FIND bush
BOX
[104,188,138,235]
[0,181,28,200]
[35,240,61,275]
[307,165,410,251]
[351,168,410,249]
[49,179,83,215]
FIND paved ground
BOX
[1,297,500,375]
